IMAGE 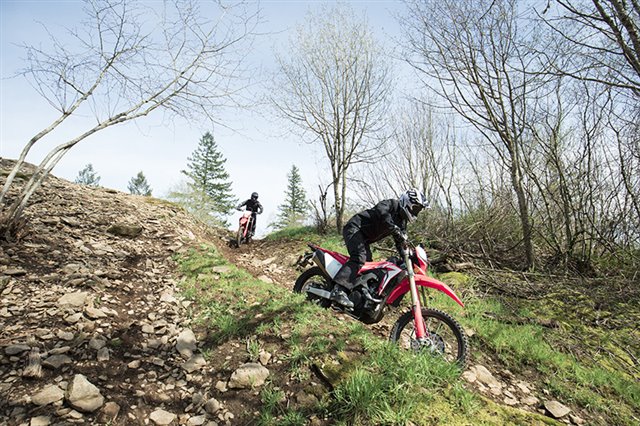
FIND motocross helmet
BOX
[399,189,427,222]
[251,192,259,200]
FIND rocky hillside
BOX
[0,161,226,425]
[2,161,633,426]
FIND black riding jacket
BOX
[237,198,263,214]
[345,199,407,246]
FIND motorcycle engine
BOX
[349,270,387,324]
[354,270,385,294]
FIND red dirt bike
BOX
[236,211,255,247]
[294,241,468,366]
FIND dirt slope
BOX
[0,160,602,425]
[0,161,224,425]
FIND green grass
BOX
[460,290,640,425]
[264,227,640,425]
[265,225,322,240]
[174,238,568,426]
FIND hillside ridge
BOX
[0,161,622,425]
[0,161,229,424]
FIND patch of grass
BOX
[266,225,346,253]
[175,241,572,426]
[460,292,640,424]
[177,245,223,276]
[247,337,261,362]
[326,340,462,425]
[257,384,309,426]
[143,197,181,209]
[265,226,320,240]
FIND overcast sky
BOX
[0,0,407,235]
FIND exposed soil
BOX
[2,160,634,425]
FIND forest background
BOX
[1,0,638,275]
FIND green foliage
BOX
[174,132,237,225]
[460,293,640,424]
[177,241,552,425]
[74,163,101,187]
[272,165,309,230]
[265,225,321,241]
[127,171,152,196]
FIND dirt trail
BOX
[219,236,593,425]
[218,238,304,289]
[218,237,394,340]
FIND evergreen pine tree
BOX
[273,165,308,229]
[74,163,101,187]
[127,171,152,196]
[180,132,237,224]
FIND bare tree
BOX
[543,0,640,96]
[353,100,460,221]
[541,0,640,254]
[402,0,544,269]
[311,183,332,235]
[271,3,394,232]
[0,0,258,239]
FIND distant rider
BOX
[237,192,264,237]
[330,189,428,308]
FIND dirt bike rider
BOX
[330,189,428,308]
[237,192,264,237]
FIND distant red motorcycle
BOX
[236,211,255,247]
[295,241,468,366]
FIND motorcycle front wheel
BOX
[293,266,332,308]
[236,225,244,247]
[389,308,468,368]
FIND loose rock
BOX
[544,400,571,418]
[176,328,197,359]
[31,385,64,406]
[228,363,270,389]
[65,374,104,413]
[149,408,177,425]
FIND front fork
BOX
[403,250,427,339]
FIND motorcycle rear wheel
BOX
[293,266,332,308]
[389,308,468,368]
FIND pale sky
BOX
[0,0,408,235]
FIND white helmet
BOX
[399,189,427,222]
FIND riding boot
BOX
[330,284,354,308]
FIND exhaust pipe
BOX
[306,286,331,299]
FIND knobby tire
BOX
[389,308,468,368]
[293,266,332,308]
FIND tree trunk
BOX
[510,156,535,270]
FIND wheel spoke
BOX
[390,308,468,367]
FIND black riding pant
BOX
[250,212,257,234]
[332,223,372,290]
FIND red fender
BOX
[387,274,464,307]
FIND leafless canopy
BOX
[271,4,394,231]
[402,0,540,268]
[545,0,640,96]
[1,0,258,238]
